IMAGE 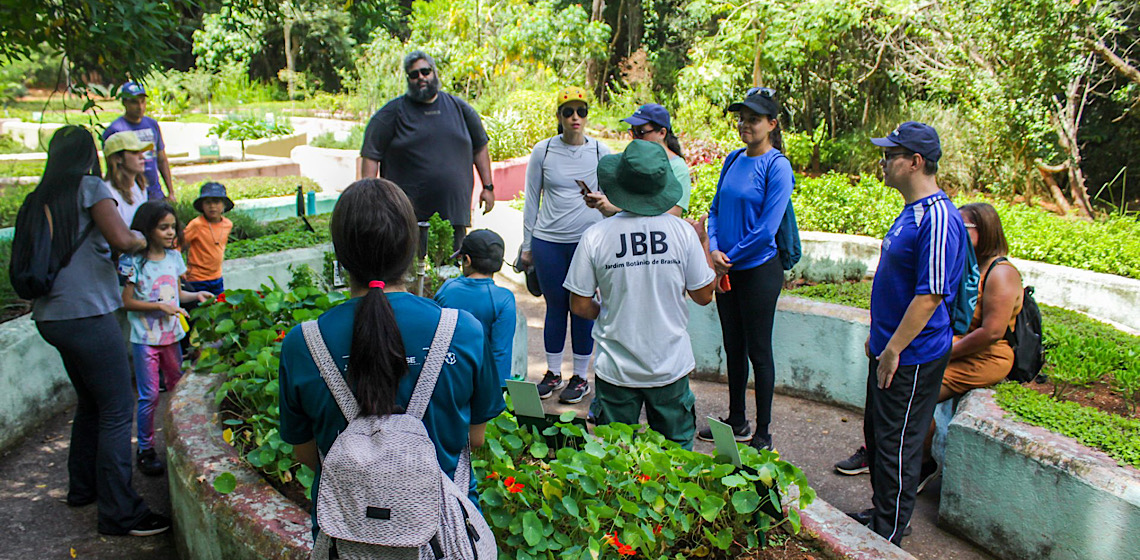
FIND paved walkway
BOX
[0,276,993,560]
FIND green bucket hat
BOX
[597,140,682,216]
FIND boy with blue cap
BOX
[183,182,234,296]
[848,121,969,546]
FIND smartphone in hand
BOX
[576,180,591,196]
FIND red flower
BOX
[256,290,264,298]
[486,471,499,480]
[637,474,650,482]
[503,476,516,487]
[652,524,662,535]
[603,533,636,556]
[275,330,286,342]
[216,292,227,304]
[507,483,524,493]
[617,543,636,556]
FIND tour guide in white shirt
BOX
[563,140,716,450]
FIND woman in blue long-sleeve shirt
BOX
[697,88,794,450]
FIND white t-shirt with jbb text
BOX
[563,213,716,388]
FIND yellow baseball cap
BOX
[103,131,154,156]
[555,86,589,108]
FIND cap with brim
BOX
[450,229,505,261]
[194,182,234,213]
[120,81,147,98]
[727,93,780,117]
[870,121,941,163]
[103,131,154,156]
[621,104,671,129]
[597,140,682,216]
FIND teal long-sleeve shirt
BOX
[434,276,517,386]
[707,149,795,270]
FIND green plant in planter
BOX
[475,412,815,559]
[194,280,348,497]
[208,114,295,160]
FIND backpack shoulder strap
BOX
[301,320,360,422]
[405,308,459,420]
[716,148,746,191]
[978,256,1009,322]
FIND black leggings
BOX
[716,257,783,437]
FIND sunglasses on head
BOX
[746,87,777,98]
[406,67,433,80]
[560,106,589,119]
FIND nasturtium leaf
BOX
[732,490,761,513]
[213,472,237,494]
[521,511,542,546]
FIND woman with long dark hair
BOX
[697,88,794,451]
[16,126,168,536]
[278,178,504,532]
[518,86,612,404]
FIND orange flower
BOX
[652,524,662,535]
[507,483,524,493]
[216,292,227,303]
[486,471,500,480]
[503,476,516,487]
[637,474,650,482]
[275,330,286,342]
[617,543,636,556]
[602,532,617,546]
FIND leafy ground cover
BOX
[224,214,331,260]
[994,383,1140,469]
[0,159,44,179]
[309,125,364,151]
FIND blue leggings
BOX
[531,237,594,356]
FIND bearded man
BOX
[360,51,495,249]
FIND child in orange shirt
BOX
[183,182,233,295]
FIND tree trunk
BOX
[1036,160,1072,214]
[1051,73,1094,217]
[828,53,836,139]
[752,32,763,87]
[283,19,296,100]
[586,0,605,90]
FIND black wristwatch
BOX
[482,183,494,192]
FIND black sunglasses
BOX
[746,87,776,98]
[631,125,659,138]
[560,106,589,119]
[881,151,915,162]
[406,67,433,80]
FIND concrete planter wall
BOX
[940,390,1140,560]
[167,371,913,560]
[172,156,301,185]
[802,231,1140,333]
[689,296,871,410]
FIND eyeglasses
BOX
[406,67,433,80]
[631,125,659,138]
[963,223,976,229]
[880,151,914,163]
[560,106,589,119]
[746,87,776,98]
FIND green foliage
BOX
[0,133,33,154]
[175,175,321,205]
[208,114,295,160]
[196,285,349,498]
[225,216,331,260]
[426,213,455,267]
[0,182,35,228]
[309,125,365,151]
[786,282,872,310]
[0,159,44,179]
[787,256,867,285]
[994,382,1140,469]
[792,173,902,238]
[481,90,555,161]
[476,411,815,558]
[1040,305,1140,405]
[287,263,325,292]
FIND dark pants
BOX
[531,238,594,356]
[715,258,783,437]
[594,376,697,450]
[864,351,950,545]
[36,313,149,535]
[185,277,224,296]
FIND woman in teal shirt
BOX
[278,178,505,532]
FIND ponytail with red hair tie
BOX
[368,280,385,289]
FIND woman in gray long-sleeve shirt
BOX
[518,86,612,404]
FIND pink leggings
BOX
[132,343,182,451]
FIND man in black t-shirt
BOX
[360,51,496,249]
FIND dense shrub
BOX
[0,183,35,228]
[0,159,44,179]
[476,412,815,559]
[480,90,556,161]
[309,125,365,151]
[786,282,872,310]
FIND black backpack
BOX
[982,257,1044,382]
[8,193,93,300]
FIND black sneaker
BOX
[558,375,591,404]
[748,433,773,451]
[835,446,870,475]
[137,449,165,477]
[916,459,940,494]
[846,508,911,536]
[696,417,752,442]
[536,371,565,400]
[128,512,171,537]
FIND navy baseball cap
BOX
[120,81,147,98]
[871,121,941,163]
[451,229,505,262]
[727,87,781,117]
[622,104,671,130]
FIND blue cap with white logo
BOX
[871,121,941,163]
[120,81,147,98]
[621,104,671,130]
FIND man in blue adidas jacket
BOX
[858,122,968,546]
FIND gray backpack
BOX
[302,308,498,560]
